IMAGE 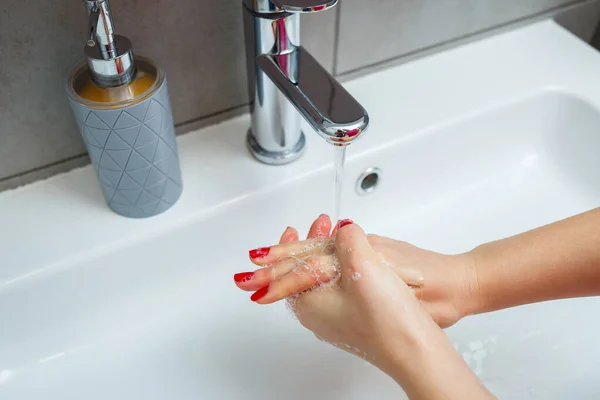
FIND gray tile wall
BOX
[1,0,599,191]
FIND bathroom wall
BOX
[1,0,599,191]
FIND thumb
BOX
[335,223,414,303]
[334,223,384,280]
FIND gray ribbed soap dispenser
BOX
[66,0,183,218]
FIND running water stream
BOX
[332,146,347,224]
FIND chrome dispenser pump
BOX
[83,0,136,87]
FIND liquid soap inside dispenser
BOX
[69,57,161,106]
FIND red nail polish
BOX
[251,286,269,302]
[249,247,270,259]
[234,272,254,283]
[338,219,354,228]
[345,128,360,138]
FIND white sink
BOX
[2,21,600,399]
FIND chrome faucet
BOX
[243,0,369,165]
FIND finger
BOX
[371,243,426,286]
[253,256,339,304]
[367,234,395,247]
[330,218,353,237]
[333,222,379,275]
[330,222,339,237]
[307,214,332,239]
[408,285,423,301]
[235,226,299,290]
[236,253,336,291]
[280,226,299,244]
[383,263,426,287]
[248,237,334,266]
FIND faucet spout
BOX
[257,46,369,145]
[243,1,369,165]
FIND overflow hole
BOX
[356,168,381,195]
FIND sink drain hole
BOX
[356,168,381,195]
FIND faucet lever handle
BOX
[271,0,338,13]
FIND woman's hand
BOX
[234,214,480,328]
[233,214,334,295]
[368,235,480,328]
[292,222,438,370]
[244,222,494,399]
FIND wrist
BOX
[379,326,446,385]
[455,251,485,318]
[384,329,492,399]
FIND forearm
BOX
[468,207,600,315]
[385,330,494,399]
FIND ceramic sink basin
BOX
[1,21,600,399]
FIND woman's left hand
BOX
[233,213,333,290]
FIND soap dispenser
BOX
[66,0,183,218]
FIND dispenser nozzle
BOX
[84,0,117,59]
[81,0,136,88]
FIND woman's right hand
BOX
[367,234,481,328]
[278,222,495,399]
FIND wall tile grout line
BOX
[174,102,249,131]
[332,2,343,76]
[336,0,594,79]
[0,153,90,184]
[0,102,251,190]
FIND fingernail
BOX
[319,213,329,219]
[249,247,270,259]
[346,128,360,138]
[234,272,254,283]
[251,286,269,302]
[338,219,354,228]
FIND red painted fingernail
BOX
[234,272,254,283]
[338,219,354,228]
[251,286,269,302]
[249,247,270,259]
[346,128,360,138]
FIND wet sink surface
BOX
[2,21,600,399]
